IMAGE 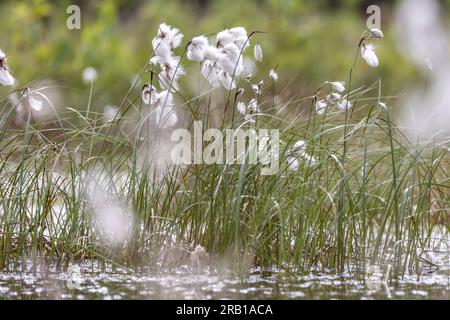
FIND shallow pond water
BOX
[0,265,448,300]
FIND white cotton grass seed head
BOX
[82,67,98,83]
[28,94,43,111]
[150,23,185,92]
[286,140,317,170]
[149,56,159,66]
[337,99,352,111]
[216,29,233,47]
[315,99,327,115]
[228,27,247,40]
[219,42,242,74]
[218,70,236,90]
[155,23,172,39]
[191,27,250,90]
[0,68,15,87]
[286,156,299,171]
[328,81,345,93]
[152,38,171,61]
[142,84,158,105]
[155,23,184,50]
[158,55,185,91]
[361,44,379,67]
[326,92,341,104]
[293,140,306,150]
[203,45,221,62]
[0,49,15,87]
[187,35,208,62]
[155,90,177,128]
[370,28,384,39]
[222,41,241,61]
[293,140,317,166]
[229,27,249,50]
[251,83,261,95]
[168,28,183,50]
[251,80,264,95]
[140,88,178,129]
[216,27,249,50]
[201,60,221,88]
[269,69,278,81]
[234,36,250,51]
[254,43,263,62]
[156,89,174,107]
[237,101,246,115]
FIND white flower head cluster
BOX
[237,98,259,123]
[286,140,316,171]
[151,23,185,91]
[360,28,383,68]
[314,81,352,115]
[327,81,345,93]
[251,80,264,95]
[269,69,278,82]
[141,83,178,129]
[82,67,98,84]
[0,49,15,87]
[361,43,379,68]
[187,27,253,90]
[370,28,384,39]
[254,43,263,62]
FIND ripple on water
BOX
[0,264,449,300]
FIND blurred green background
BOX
[0,0,445,109]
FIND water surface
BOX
[0,265,448,300]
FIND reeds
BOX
[0,25,448,279]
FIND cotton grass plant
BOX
[0,24,448,282]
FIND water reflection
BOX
[0,264,448,300]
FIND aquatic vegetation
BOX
[268,69,278,82]
[187,27,252,90]
[361,44,379,67]
[0,22,448,286]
